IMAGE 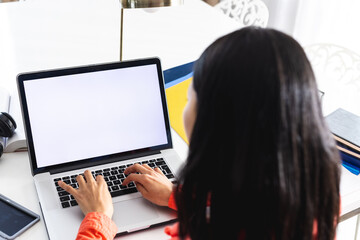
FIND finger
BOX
[124,164,152,175]
[96,174,106,186]
[58,180,77,196]
[134,182,148,195]
[122,173,148,186]
[76,174,86,188]
[142,164,153,171]
[154,167,164,175]
[84,170,95,183]
[154,167,165,177]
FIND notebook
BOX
[326,108,360,159]
[17,58,183,239]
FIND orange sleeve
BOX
[164,222,180,239]
[164,222,192,240]
[76,212,118,240]
[168,190,177,211]
[312,196,341,240]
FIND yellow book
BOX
[165,77,192,144]
[164,62,194,144]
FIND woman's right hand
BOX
[58,170,114,219]
[122,164,174,207]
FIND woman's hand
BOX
[123,164,174,207]
[58,170,114,219]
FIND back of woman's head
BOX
[175,27,340,240]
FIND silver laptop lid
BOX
[17,58,172,175]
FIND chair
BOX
[214,0,269,27]
[304,44,360,116]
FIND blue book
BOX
[163,61,194,89]
[340,150,360,171]
[342,160,360,175]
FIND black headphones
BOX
[0,112,17,158]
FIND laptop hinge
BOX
[49,150,161,175]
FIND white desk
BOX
[0,0,359,239]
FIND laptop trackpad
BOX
[113,198,159,227]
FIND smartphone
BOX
[0,194,40,239]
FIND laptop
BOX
[17,58,183,239]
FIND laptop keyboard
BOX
[53,158,175,208]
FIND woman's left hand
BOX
[123,164,174,207]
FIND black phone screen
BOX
[0,198,37,236]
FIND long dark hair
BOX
[175,27,340,240]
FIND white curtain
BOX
[263,0,360,54]
[262,0,299,35]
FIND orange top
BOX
[167,190,177,210]
[76,212,117,240]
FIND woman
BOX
[59,27,341,240]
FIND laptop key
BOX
[95,173,103,178]
[60,196,70,202]
[70,200,78,206]
[63,180,71,184]
[166,174,174,179]
[58,191,70,197]
[162,165,170,171]
[61,202,70,208]
[155,161,165,166]
[110,188,138,198]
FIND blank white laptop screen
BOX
[23,64,168,168]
